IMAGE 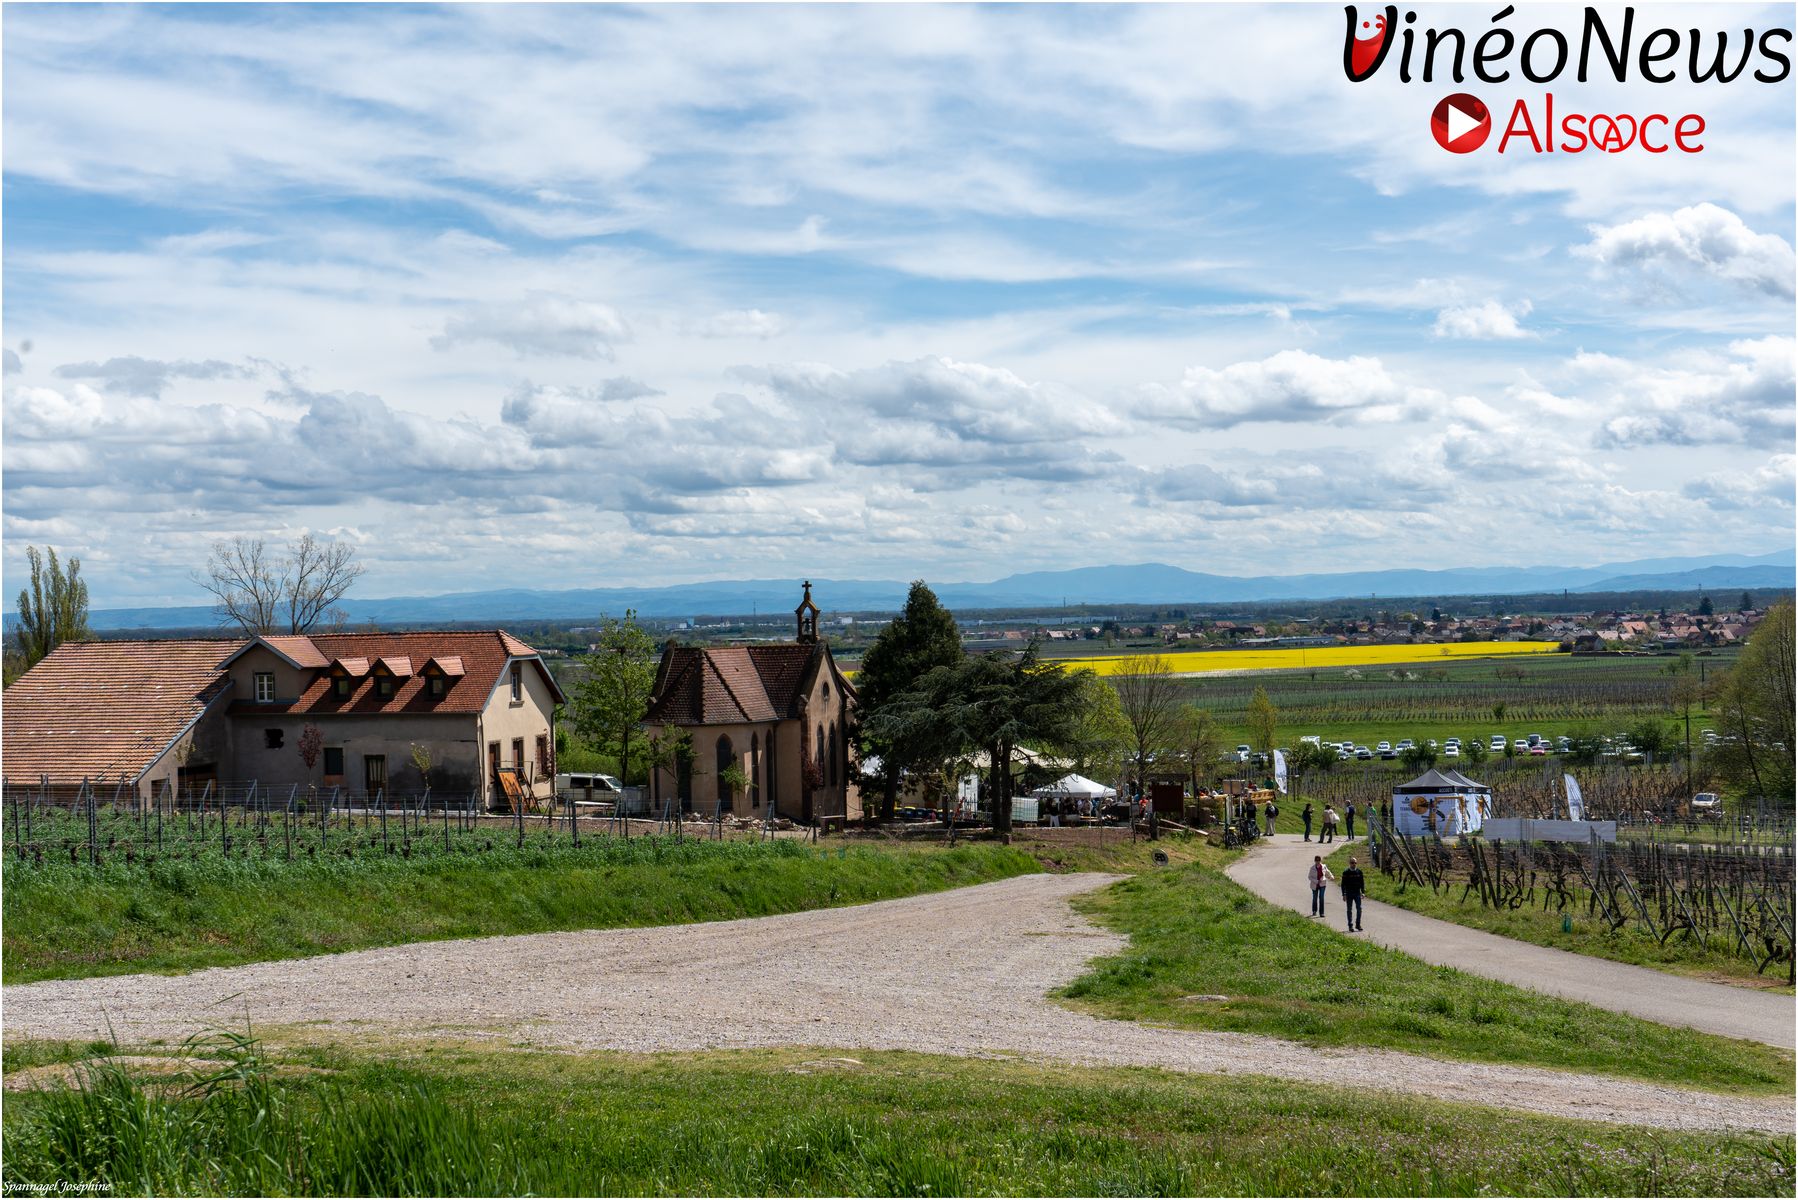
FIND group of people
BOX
[1307,854,1366,932]
[1292,800,1358,842]
[1040,795,1103,826]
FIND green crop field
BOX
[1171,651,1729,747]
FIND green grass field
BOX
[2,837,1038,984]
[3,1035,1791,1197]
[1059,860,1793,1094]
[1323,844,1795,990]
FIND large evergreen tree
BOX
[854,581,963,820]
[865,643,1086,839]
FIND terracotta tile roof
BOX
[259,636,330,669]
[268,631,563,715]
[375,655,413,677]
[6,632,564,785]
[3,639,241,786]
[332,656,371,677]
[645,642,836,725]
[423,655,465,677]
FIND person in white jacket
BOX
[1307,855,1333,918]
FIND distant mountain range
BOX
[47,550,1796,632]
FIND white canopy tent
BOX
[1392,767,1491,837]
[1031,773,1118,801]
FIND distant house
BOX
[3,631,562,808]
[643,583,858,825]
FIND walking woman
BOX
[1301,801,1314,842]
[1308,855,1333,918]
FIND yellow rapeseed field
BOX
[1050,640,1558,677]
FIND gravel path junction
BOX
[4,873,1790,1135]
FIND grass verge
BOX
[3,1035,1791,1197]
[1059,861,1793,1095]
[1323,844,1794,991]
[2,838,1038,984]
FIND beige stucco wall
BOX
[647,645,860,824]
[223,646,314,704]
[228,711,483,799]
[477,658,559,805]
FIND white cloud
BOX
[1581,336,1796,448]
[431,296,632,360]
[1576,204,1796,299]
[53,355,252,398]
[689,309,788,339]
[1136,350,1430,429]
[1433,300,1533,341]
[1683,455,1796,510]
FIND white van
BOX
[557,773,623,797]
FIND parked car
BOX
[1490,736,1507,751]
[1235,745,1252,762]
[1396,739,1415,751]
[1377,741,1392,753]
[1442,745,1460,759]
[1691,792,1723,818]
[1355,746,1373,760]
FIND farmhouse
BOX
[2,630,562,808]
[644,582,858,825]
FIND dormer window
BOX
[254,672,275,703]
[376,676,395,697]
[334,677,352,698]
[429,675,446,697]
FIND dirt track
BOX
[4,874,1791,1134]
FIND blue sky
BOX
[4,2,1794,607]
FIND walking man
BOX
[1345,800,1357,841]
[1308,855,1332,918]
[1321,804,1338,844]
[1301,801,1314,842]
[1264,798,1278,837]
[1342,856,1366,932]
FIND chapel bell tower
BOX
[795,580,820,643]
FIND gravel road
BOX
[5,874,1790,1134]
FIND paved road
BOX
[5,873,1790,1134]
[1228,833,1795,1050]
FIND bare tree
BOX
[196,534,365,635]
[1109,654,1183,798]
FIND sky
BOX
[4,2,1795,608]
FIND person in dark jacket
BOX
[1345,800,1358,840]
[1341,856,1366,932]
[1300,801,1314,842]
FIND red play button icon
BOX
[1431,94,1491,153]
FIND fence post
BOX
[85,778,97,865]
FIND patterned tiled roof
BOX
[259,636,330,669]
[262,631,562,715]
[2,639,239,785]
[4,631,563,785]
[645,642,836,725]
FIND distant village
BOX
[554,599,1773,662]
